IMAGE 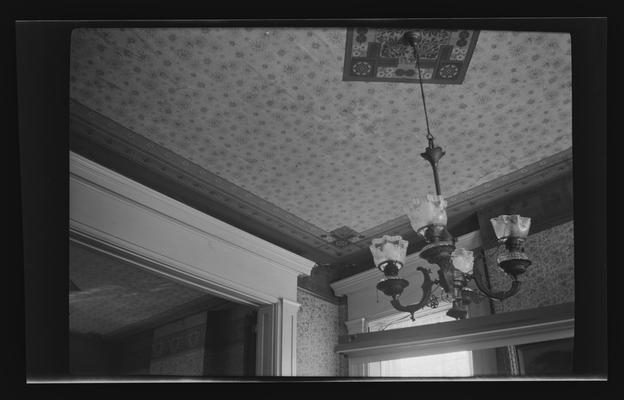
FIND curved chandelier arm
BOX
[389,267,435,321]
[471,258,522,300]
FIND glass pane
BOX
[371,351,473,377]
[367,307,473,377]
[516,338,574,376]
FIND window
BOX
[368,351,473,377]
[337,303,574,378]
[366,305,474,377]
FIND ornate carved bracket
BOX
[388,267,435,321]
[470,250,522,301]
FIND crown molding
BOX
[69,100,355,259]
[69,227,279,306]
[70,151,315,277]
[70,99,572,265]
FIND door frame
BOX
[70,151,315,376]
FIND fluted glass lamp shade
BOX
[370,235,408,269]
[509,214,531,238]
[404,194,448,234]
[451,248,474,274]
[490,214,532,240]
[490,215,511,240]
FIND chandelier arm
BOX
[460,287,487,304]
[471,260,522,300]
[389,266,434,321]
[436,258,455,293]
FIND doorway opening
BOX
[69,242,257,378]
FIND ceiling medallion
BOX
[343,28,479,84]
[369,31,533,321]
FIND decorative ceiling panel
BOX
[69,27,572,262]
[343,28,479,84]
[69,242,208,335]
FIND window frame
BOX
[336,302,574,377]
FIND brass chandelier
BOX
[369,31,533,321]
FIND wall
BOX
[72,303,256,377]
[484,221,574,376]
[204,306,254,376]
[116,329,152,375]
[69,332,114,376]
[149,312,208,376]
[296,288,347,376]
[484,221,574,313]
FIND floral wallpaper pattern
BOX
[70,28,572,234]
[149,313,207,376]
[485,221,574,313]
[297,289,345,376]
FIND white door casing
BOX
[69,151,314,376]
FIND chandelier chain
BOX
[412,41,435,142]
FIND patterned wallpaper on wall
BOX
[69,28,572,235]
[149,312,207,376]
[297,289,344,376]
[485,221,574,313]
[203,306,251,376]
[118,330,153,375]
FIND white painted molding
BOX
[255,299,300,376]
[70,151,315,277]
[365,303,453,333]
[256,304,276,376]
[345,305,574,376]
[349,318,574,361]
[70,152,309,377]
[344,318,368,335]
[70,151,315,305]
[338,303,574,363]
[69,228,275,306]
[275,298,300,376]
[456,230,482,252]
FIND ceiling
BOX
[68,27,572,265]
[69,242,220,336]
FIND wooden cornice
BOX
[336,302,574,359]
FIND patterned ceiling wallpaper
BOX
[69,242,207,335]
[69,28,572,234]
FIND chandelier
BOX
[370,31,533,321]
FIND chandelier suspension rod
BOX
[412,39,435,143]
[405,31,444,196]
